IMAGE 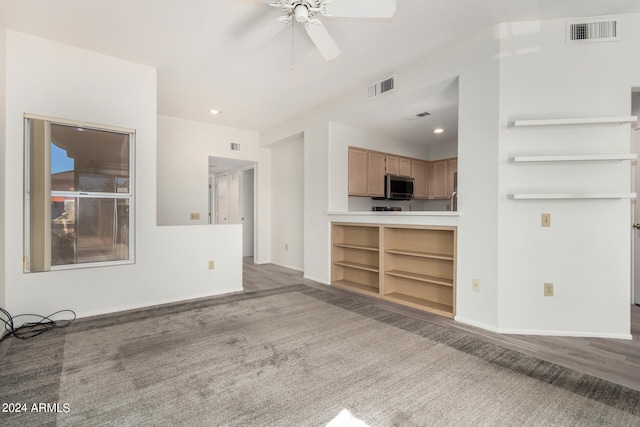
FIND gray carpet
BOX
[1,285,640,426]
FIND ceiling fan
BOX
[245,0,397,61]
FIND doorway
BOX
[209,157,256,258]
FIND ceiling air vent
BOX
[567,17,619,43]
[230,143,240,151]
[367,76,395,100]
[403,112,431,121]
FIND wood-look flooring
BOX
[243,257,640,392]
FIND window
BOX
[24,115,135,272]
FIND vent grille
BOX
[403,112,431,121]
[367,76,395,100]
[567,18,619,43]
[230,143,240,151]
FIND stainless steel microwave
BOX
[384,174,414,200]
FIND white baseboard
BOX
[454,316,501,334]
[496,328,632,340]
[455,316,632,340]
[270,261,304,272]
[71,286,243,320]
[302,274,330,285]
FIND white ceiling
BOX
[2,0,639,137]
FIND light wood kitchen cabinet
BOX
[399,157,412,176]
[385,155,399,175]
[349,146,456,200]
[368,151,385,196]
[386,155,412,177]
[448,158,458,196]
[348,147,368,196]
[429,157,457,199]
[348,147,386,197]
[332,222,456,318]
[430,159,449,199]
[411,160,428,199]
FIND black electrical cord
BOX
[0,307,76,342]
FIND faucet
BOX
[449,191,457,211]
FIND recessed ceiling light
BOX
[209,109,221,116]
[433,128,445,134]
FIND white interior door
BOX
[634,127,640,305]
[242,168,255,257]
[216,173,228,224]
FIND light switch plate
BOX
[541,213,551,227]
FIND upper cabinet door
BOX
[368,151,386,197]
[399,158,412,177]
[385,155,399,175]
[411,160,428,199]
[348,147,368,196]
[431,159,449,199]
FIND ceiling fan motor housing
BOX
[294,4,309,22]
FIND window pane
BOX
[51,124,130,193]
[51,196,76,266]
[51,197,130,266]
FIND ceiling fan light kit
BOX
[247,0,396,61]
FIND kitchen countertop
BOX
[326,211,460,217]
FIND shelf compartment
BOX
[385,249,454,261]
[333,244,379,270]
[384,293,454,318]
[508,193,637,200]
[332,266,379,292]
[334,260,379,273]
[334,243,379,252]
[510,154,637,163]
[332,224,379,250]
[385,270,453,287]
[333,279,379,296]
[383,275,454,317]
[513,116,637,127]
[384,227,454,259]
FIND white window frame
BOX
[23,114,136,272]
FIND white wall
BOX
[496,16,640,338]
[157,115,271,263]
[261,27,502,325]
[0,23,6,312]
[3,31,242,319]
[271,137,304,271]
[261,13,640,338]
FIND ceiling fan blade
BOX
[243,16,291,51]
[323,0,396,18]
[304,19,341,61]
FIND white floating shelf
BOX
[513,116,637,127]
[510,154,637,163]
[509,193,637,200]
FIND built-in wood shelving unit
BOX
[513,116,637,127]
[332,223,456,318]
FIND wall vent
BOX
[567,17,619,43]
[367,76,395,100]
[230,143,240,151]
